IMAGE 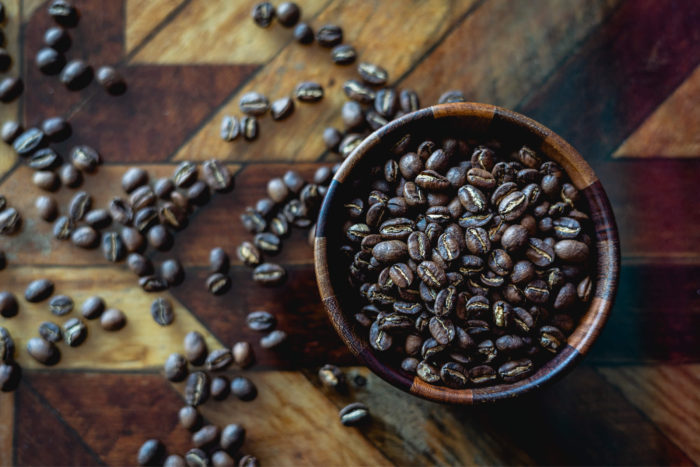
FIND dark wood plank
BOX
[25,372,192,466]
[519,0,700,161]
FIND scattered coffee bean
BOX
[246,310,276,332]
[27,147,60,170]
[232,341,254,368]
[206,348,233,371]
[202,159,233,192]
[220,424,246,452]
[38,321,62,343]
[1,121,22,144]
[48,294,73,316]
[316,24,342,47]
[151,298,174,326]
[185,449,208,467]
[437,90,466,104]
[161,258,184,286]
[193,424,220,448]
[323,127,342,150]
[137,439,164,466]
[68,191,91,222]
[318,364,345,389]
[63,317,87,346]
[48,0,78,27]
[0,327,14,363]
[270,96,294,120]
[44,27,71,52]
[184,331,207,365]
[0,208,20,235]
[35,195,58,221]
[0,292,18,318]
[293,22,314,43]
[206,273,231,295]
[294,81,324,102]
[238,455,259,467]
[27,337,59,365]
[164,353,188,382]
[139,275,168,293]
[36,47,65,74]
[96,66,126,94]
[276,2,300,27]
[358,62,388,86]
[25,279,54,303]
[343,79,375,104]
[33,171,60,191]
[100,308,126,331]
[0,362,20,392]
[185,371,210,406]
[239,116,258,141]
[59,163,82,187]
[81,296,104,319]
[13,128,45,156]
[71,225,99,249]
[209,247,229,273]
[147,225,173,251]
[252,262,286,286]
[121,227,145,252]
[164,455,186,467]
[179,406,201,431]
[260,329,287,349]
[70,145,101,172]
[251,2,275,28]
[121,167,149,193]
[231,376,257,401]
[53,215,73,240]
[239,91,269,116]
[0,76,22,102]
[339,402,369,426]
[220,115,240,142]
[211,375,230,400]
[331,44,357,65]
[85,209,112,229]
[60,59,92,90]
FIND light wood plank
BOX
[613,66,700,158]
[130,0,329,64]
[0,0,21,179]
[0,164,240,266]
[21,0,43,21]
[3,266,223,369]
[125,0,185,53]
[190,371,391,466]
[172,0,479,163]
[400,0,620,107]
[0,390,14,466]
[598,364,700,464]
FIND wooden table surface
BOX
[1,0,699,465]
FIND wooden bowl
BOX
[314,103,620,404]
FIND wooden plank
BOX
[0,0,21,179]
[15,379,103,466]
[193,371,390,466]
[125,0,185,54]
[25,372,192,466]
[0,390,14,466]
[0,164,240,266]
[613,65,700,158]
[399,0,620,108]
[21,0,45,22]
[598,364,700,464]
[2,266,223,370]
[130,0,330,64]
[172,0,480,163]
[519,0,700,161]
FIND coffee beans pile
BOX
[340,139,594,388]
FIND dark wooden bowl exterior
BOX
[314,103,620,404]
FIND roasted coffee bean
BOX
[358,62,388,86]
[323,127,341,150]
[498,358,533,382]
[185,371,210,406]
[388,263,413,289]
[554,282,577,310]
[0,77,22,102]
[237,242,261,268]
[464,227,490,255]
[254,232,281,254]
[426,148,451,172]
[179,406,201,431]
[96,66,125,94]
[539,325,565,353]
[368,320,392,351]
[501,224,528,252]
[439,362,468,388]
[295,81,324,102]
[164,456,186,467]
[137,438,164,466]
[139,275,168,292]
[407,231,430,261]
[185,449,208,467]
[147,225,173,251]
[44,26,71,52]
[239,92,269,116]
[339,133,364,158]
[293,22,314,44]
[205,348,233,372]
[458,185,487,214]
[331,44,357,65]
[247,310,276,332]
[232,341,254,368]
[33,171,60,191]
[525,237,555,267]
[220,115,240,141]
[577,276,592,302]
[231,376,257,401]
[0,292,18,318]
[71,225,98,249]
[59,163,82,187]
[164,353,188,382]
[207,247,229,274]
[342,101,364,129]
[127,253,152,277]
[253,262,286,286]
[434,286,458,316]
[429,316,455,345]
[60,59,92,90]
[38,321,62,343]
[374,88,398,118]
[47,0,77,26]
[133,207,158,232]
[120,227,144,253]
[161,258,184,286]
[100,232,125,262]
[84,209,112,229]
[252,2,275,27]
[318,364,345,389]
[270,96,294,120]
[63,317,86,346]
[70,145,100,172]
[260,329,287,348]
[343,79,375,104]
[438,89,466,103]
[193,425,220,449]
[316,24,342,47]
[220,423,246,453]
[372,240,407,263]
[0,362,19,392]
[401,357,419,373]
[0,327,14,363]
[81,296,104,319]
[276,1,300,26]
[206,273,231,295]
[339,402,369,426]
[68,191,91,222]
[416,360,440,383]
[241,115,258,139]
[121,168,148,194]
[436,232,461,261]
[36,47,65,74]
[25,279,54,303]
[151,297,174,326]
[417,261,447,288]
[186,181,210,206]
[524,279,550,304]
[28,147,60,170]
[488,249,513,276]
[379,217,414,240]
[13,128,45,155]
[554,239,589,262]
[1,121,22,144]
[35,195,58,221]
[173,161,198,188]
[48,295,73,316]
[399,89,420,113]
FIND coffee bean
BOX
[220,115,240,142]
[525,237,555,267]
[63,317,86,346]
[48,295,73,316]
[240,208,266,233]
[241,116,259,140]
[251,2,275,28]
[60,59,92,90]
[0,327,14,363]
[294,81,324,102]
[322,127,341,151]
[164,456,186,467]
[0,292,18,318]
[71,225,98,249]
[85,209,112,229]
[181,332,206,367]
[70,145,101,172]
[317,364,346,389]
[316,24,342,47]
[34,195,57,222]
[32,171,59,192]
[252,262,286,286]
[438,90,466,104]
[139,275,168,293]
[95,66,126,94]
[204,272,229,295]
[25,279,54,303]
[163,352,189,382]
[137,439,164,466]
[44,27,71,52]
[0,77,22,102]
[231,376,257,401]
[260,329,287,349]
[59,163,82,187]
[185,371,210,407]
[100,232,125,262]
[339,402,369,426]
[13,128,45,155]
[524,279,550,304]
[178,406,201,431]
[331,44,357,65]
[239,92,269,116]
[48,0,77,27]
[268,96,294,121]
[67,191,90,222]
[357,62,388,86]
[51,216,71,240]
[185,449,208,467]
[81,296,104,319]
[416,360,440,383]
[1,121,22,144]
[26,149,59,175]
[539,325,565,353]
[293,21,314,43]
[344,79,376,105]
[186,180,209,206]
[554,239,589,262]
[147,225,172,251]
[121,167,148,194]
[158,258,183,286]
[193,425,220,449]
[246,310,276,332]
[277,1,300,26]
[36,47,65,74]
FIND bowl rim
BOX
[314,102,620,404]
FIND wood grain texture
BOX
[172,0,480,163]
[0,391,14,467]
[598,364,700,464]
[0,0,21,179]
[131,0,330,64]
[614,65,700,158]
[125,0,185,53]
[2,266,223,370]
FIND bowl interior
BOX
[315,103,619,404]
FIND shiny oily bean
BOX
[492,300,511,328]
[415,170,450,191]
[554,282,577,310]
[393,301,422,315]
[374,88,398,117]
[339,402,370,426]
[251,2,275,27]
[369,321,392,351]
[128,253,153,277]
[220,115,239,141]
[331,44,357,65]
[192,425,220,449]
[139,275,168,293]
[379,217,414,240]
[465,227,491,255]
[498,191,528,221]
[458,185,487,213]
[554,239,589,262]
[28,148,60,170]
[241,116,259,141]
[416,360,440,384]
[206,273,231,295]
[13,128,45,155]
[70,145,100,172]
[488,249,513,276]
[467,168,496,189]
[440,362,468,388]
[178,406,201,431]
[239,91,269,116]
[417,261,447,288]
[68,191,91,222]
[358,62,388,85]
[260,330,287,349]
[184,331,207,365]
[498,359,534,383]
[85,209,112,229]
[469,365,498,385]
[164,353,188,382]
[577,276,592,302]
[524,279,550,304]
[237,242,261,268]
[254,232,280,254]
[109,198,133,225]
[133,207,160,233]
[63,318,87,346]
[436,232,461,262]
[35,195,58,221]
[0,327,14,363]
[388,263,413,288]
[407,231,430,262]
[316,24,343,47]
[25,279,54,303]
[231,376,257,401]
[429,316,455,345]
[246,310,276,332]
[526,237,555,267]
[343,79,375,104]
[253,263,286,286]
[318,364,346,388]
[137,439,164,466]
[539,325,566,353]
[401,357,419,374]
[271,97,294,120]
[512,307,535,332]
[185,449,208,467]
[102,232,126,263]
[151,298,174,326]
[185,371,210,406]
[121,167,148,193]
[38,321,62,343]
[206,348,233,371]
[49,295,73,316]
[294,81,324,102]
[400,89,420,112]
[372,240,407,263]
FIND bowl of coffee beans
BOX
[314,102,619,404]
